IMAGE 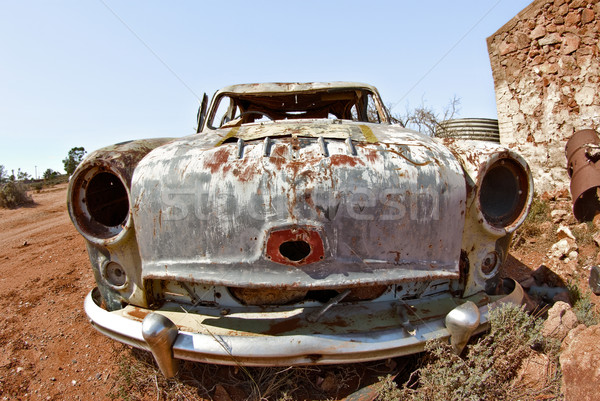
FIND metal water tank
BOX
[436,118,500,143]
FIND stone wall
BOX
[487,0,600,194]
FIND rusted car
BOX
[68,82,532,376]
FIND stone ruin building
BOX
[487,0,600,194]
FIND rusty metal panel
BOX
[566,129,600,221]
[131,120,466,289]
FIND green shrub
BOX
[0,181,33,208]
[568,281,600,327]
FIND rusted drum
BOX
[565,129,600,221]
[436,118,500,143]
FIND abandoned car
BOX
[68,82,532,376]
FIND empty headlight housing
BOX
[68,165,132,244]
[477,155,532,234]
[479,158,530,229]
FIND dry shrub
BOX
[0,181,33,208]
[377,304,552,401]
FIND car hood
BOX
[130,120,466,288]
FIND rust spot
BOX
[329,154,364,167]
[127,307,151,321]
[234,163,262,183]
[203,147,231,174]
[364,148,379,163]
[304,190,315,209]
[269,144,288,169]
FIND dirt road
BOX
[0,184,122,400]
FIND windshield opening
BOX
[207,88,386,129]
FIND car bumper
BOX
[84,282,523,376]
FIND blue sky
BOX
[0,0,532,177]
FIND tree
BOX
[43,168,59,180]
[0,165,6,184]
[63,147,87,176]
[390,96,461,136]
[17,168,31,181]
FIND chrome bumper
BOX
[84,282,523,377]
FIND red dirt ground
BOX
[0,184,123,400]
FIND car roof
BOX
[214,82,381,96]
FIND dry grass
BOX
[107,345,400,400]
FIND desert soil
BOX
[0,184,122,400]
[0,184,597,400]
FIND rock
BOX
[581,9,595,24]
[560,325,600,401]
[530,25,546,39]
[540,62,559,74]
[593,213,600,230]
[567,250,578,261]
[213,384,233,401]
[514,351,553,391]
[514,32,530,49]
[562,33,581,54]
[542,301,578,340]
[561,324,587,352]
[557,225,576,240]
[558,4,569,16]
[500,42,518,55]
[539,33,562,45]
[551,209,568,223]
[565,11,581,26]
[519,276,536,289]
[552,290,571,304]
[320,373,337,392]
[549,238,577,259]
[532,265,565,287]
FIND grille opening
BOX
[479,159,528,228]
[86,172,129,227]
[279,240,311,261]
[306,290,340,303]
[230,286,389,306]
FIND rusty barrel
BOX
[565,129,600,221]
[436,118,500,143]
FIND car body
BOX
[68,82,532,376]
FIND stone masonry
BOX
[487,0,600,193]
